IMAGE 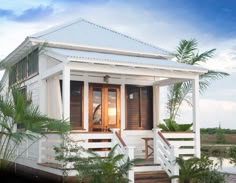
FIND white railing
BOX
[38,130,135,182]
[153,128,179,182]
[68,131,113,158]
[38,133,62,165]
[110,128,135,183]
[153,129,195,183]
[162,131,195,158]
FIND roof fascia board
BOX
[69,57,208,74]
[153,78,189,86]
[69,62,199,79]
[29,38,173,59]
[2,37,31,64]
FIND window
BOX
[9,65,17,85]
[17,57,27,80]
[70,81,83,130]
[9,48,39,85]
[28,48,39,76]
[126,85,153,130]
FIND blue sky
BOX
[1,0,236,128]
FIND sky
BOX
[0,0,236,129]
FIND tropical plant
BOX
[167,39,229,120]
[158,118,192,132]
[172,156,224,183]
[0,85,70,172]
[55,142,140,183]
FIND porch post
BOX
[120,83,126,131]
[62,66,70,121]
[84,80,89,131]
[153,85,160,128]
[39,79,47,115]
[192,76,200,158]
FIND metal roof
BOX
[46,47,208,73]
[31,19,171,56]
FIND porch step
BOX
[135,170,170,183]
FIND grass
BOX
[201,134,236,144]
[201,134,236,158]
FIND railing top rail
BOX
[115,131,127,147]
[70,131,112,134]
[161,131,194,134]
[157,131,171,147]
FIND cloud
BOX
[0,5,54,22]
[202,40,236,73]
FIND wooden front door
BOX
[89,84,120,132]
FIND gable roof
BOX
[30,18,171,56]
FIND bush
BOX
[172,156,224,183]
[158,118,192,132]
[229,146,236,165]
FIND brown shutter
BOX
[70,81,84,130]
[126,85,153,130]
[126,86,140,129]
[141,86,153,130]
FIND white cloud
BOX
[172,98,236,129]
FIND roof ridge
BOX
[82,19,171,55]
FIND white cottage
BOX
[2,19,207,183]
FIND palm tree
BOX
[167,39,229,120]
[0,85,70,172]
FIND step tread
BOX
[135,170,170,182]
[135,163,160,167]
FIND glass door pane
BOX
[108,89,117,125]
[92,88,102,125]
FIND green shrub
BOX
[159,118,192,132]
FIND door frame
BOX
[89,83,120,132]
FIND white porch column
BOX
[153,85,160,128]
[192,76,200,158]
[62,66,70,121]
[84,80,89,131]
[120,83,126,131]
[39,79,47,115]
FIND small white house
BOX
[2,19,207,183]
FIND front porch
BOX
[35,50,204,182]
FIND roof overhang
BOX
[43,47,208,75]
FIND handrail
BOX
[161,131,194,134]
[70,131,112,134]
[157,131,171,146]
[115,131,127,147]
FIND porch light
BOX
[104,75,110,83]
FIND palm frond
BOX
[190,49,216,65]
[167,39,228,120]
[175,39,198,63]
